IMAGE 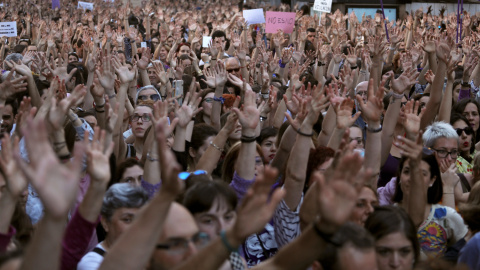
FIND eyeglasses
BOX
[430,148,458,159]
[156,232,210,254]
[178,170,207,180]
[227,68,240,73]
[455,127,474,136]
[130,114,151,122]
[138,94,160,102]
[204,97,214,103]
[356,91,367,97]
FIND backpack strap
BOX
[457,173,471,192]
[92,247,106,257]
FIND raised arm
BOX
[284,84,329,210]
[233,89,260,180]
[99,114,181,270]
[420,38,449,131]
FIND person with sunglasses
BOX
[135,85,162,104]
[451,114,476,176]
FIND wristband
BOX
[58,153,72,160]
[350,65,358,70]
[296,128,314,137]
[279,59,286,68]
[366,124,382,133]
[146,152,159,162]
[108,93,117,99]
[95,108,105,113]
[240,135,257,143]
[95,101,106,108]
[312,222,340,247]
[259,116,268,121]
[220,230,238,253]
[392,92,404,99]
[213,96,225,104]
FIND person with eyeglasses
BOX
[126,104,154,160]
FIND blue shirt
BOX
[459,232,480,270]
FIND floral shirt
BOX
[456,151,476,174]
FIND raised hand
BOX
[47,54,77,82]
[96,55,115,90]
[356,78,384,124]
[313,151,371,233]
[48,83,86,130]
[0,135,27,199]
[112,56,135,84]
[232,89,259,137]
[402,100,424,138]
[390,68,419,94]
[333,98,360,129]
[15,116,86,219]
[202,67,216,88]
[0,68,27,101]
[214,61,228,87]
[136,47,152,70]
[175,91,202,128]
[86,127,114,183]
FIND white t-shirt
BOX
[77,242,106,270]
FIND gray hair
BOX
[135,85,161,103]
[101,183,149,221]
[422,121,459,148]
[4,53,23,70]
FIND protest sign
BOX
[78,1,94,10]
[265,11,295,33]
[202,36,212,48]
[313,0,332,13]
[0,22,16,37]
[243,9,265,25]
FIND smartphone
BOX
[173,80,184,105]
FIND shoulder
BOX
[77,245,105,270]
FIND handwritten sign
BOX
[52,0,60,9]
[265,11,295,33]
[243,9,265,25]
[313,0,332,13]
[78,1,94,10]
[0,22,16,37]
[202,36,212,48]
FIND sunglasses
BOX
[138,94,160,102]
[227,68,240,73]
[455,127,474,136]
[178,170,207,180]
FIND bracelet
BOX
[210,141,224,152]
[296,128,314,137]
[213,96,225,104]
[350,65,358,70]
[146,152,159,162]
[392,92,404,99]
[58,153,72,160]
[259,116,268,122]
[220,230,238,253]
[240,135,257,143]
[108,93,117,99]
[95,101,106,108]
[278,59,286,68]
[360,70,367,74]
[95,107,105,113]
[211,58,217,61]
[366,123,382,133]
[312,222,340,247]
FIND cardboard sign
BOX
[202,36,212,48]
[313,0,332,13]
[52,0,60,9]
[78,1,94,10]
[265,11,295,33]
[243,9,265,25]
[0,22,17,37]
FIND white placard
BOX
[313,0,332,13]
[243,9,265,25]
[202,36,212,48]
[0,3,4,7]
[141,42,147,48]
[78,1,94,10]
[0,22,17,37]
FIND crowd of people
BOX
[0,0,480,269]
